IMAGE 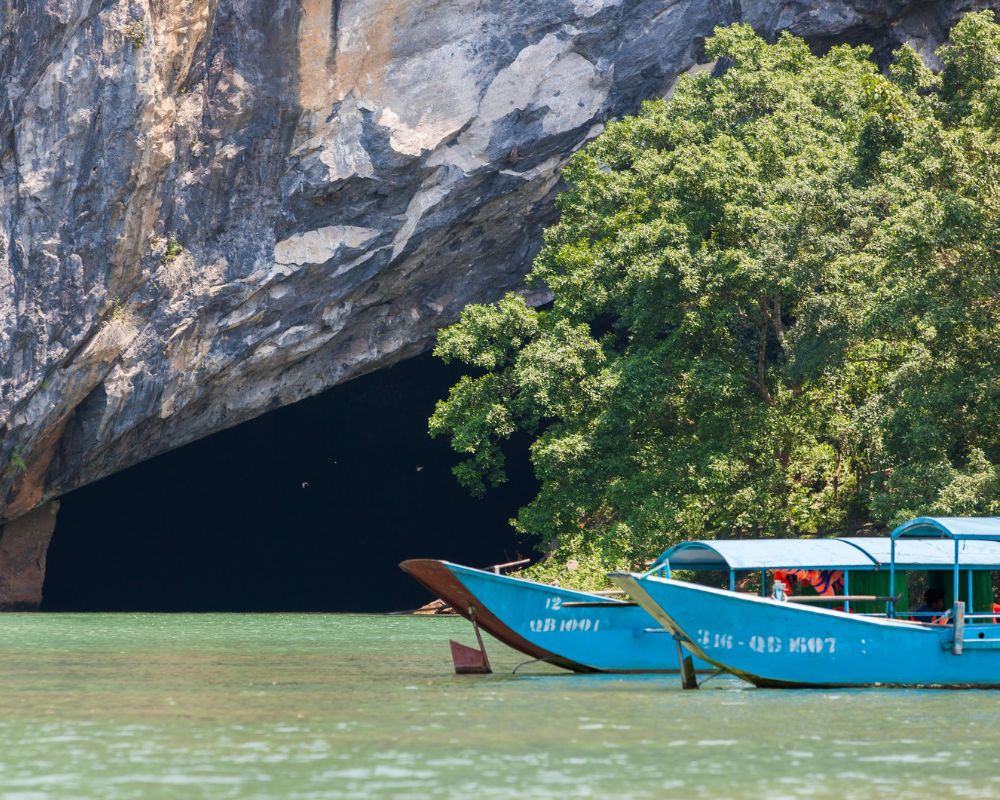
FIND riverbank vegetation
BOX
[430,12,1000,586]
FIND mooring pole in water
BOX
[674,637,698,690]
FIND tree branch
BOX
[757,301,772,404]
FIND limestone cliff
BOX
[0,0,992,522]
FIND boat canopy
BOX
[890,516,1000,541]
[659,539,876,571]
[658,534,1000,571]
[841,536,1000,568]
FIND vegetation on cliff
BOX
[430,13,1000,584]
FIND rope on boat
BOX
[693,668,727,687]
[511,657,561,674]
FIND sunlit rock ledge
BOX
[0,0,988,523]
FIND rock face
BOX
[0,0,993,522]
[0,500,58,608]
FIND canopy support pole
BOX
[843,571,850,613]
[954,539,960,611]
[889,539,896,619]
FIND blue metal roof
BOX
[840,536,1000,568]
[890,516,1000,541]
[660,539,876,571]
[660,534,1000,571]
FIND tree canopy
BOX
[430,13,1000,583]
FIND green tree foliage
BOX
[430,13,1000,579]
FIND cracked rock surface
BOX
[0,0,992,521]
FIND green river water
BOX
[0,613,998,799]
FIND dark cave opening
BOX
[42,352,539,612]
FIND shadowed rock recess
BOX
[0,0,993,526]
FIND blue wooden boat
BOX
[401,558,690,672]
[612,517,1000,688]
[400,536,952,674]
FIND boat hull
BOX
[401,559,708,673]
[612,574,1000,688]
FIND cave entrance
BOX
[42,353,538,611]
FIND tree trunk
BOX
[757,302,772,404]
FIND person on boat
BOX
[772,570,795,593]
[772,569,844,597]
[913,587,946,623]
[772,571,798,600]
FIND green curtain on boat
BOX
[848,571,909,615]
[781,570,907,614]
[929,570,992,614]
